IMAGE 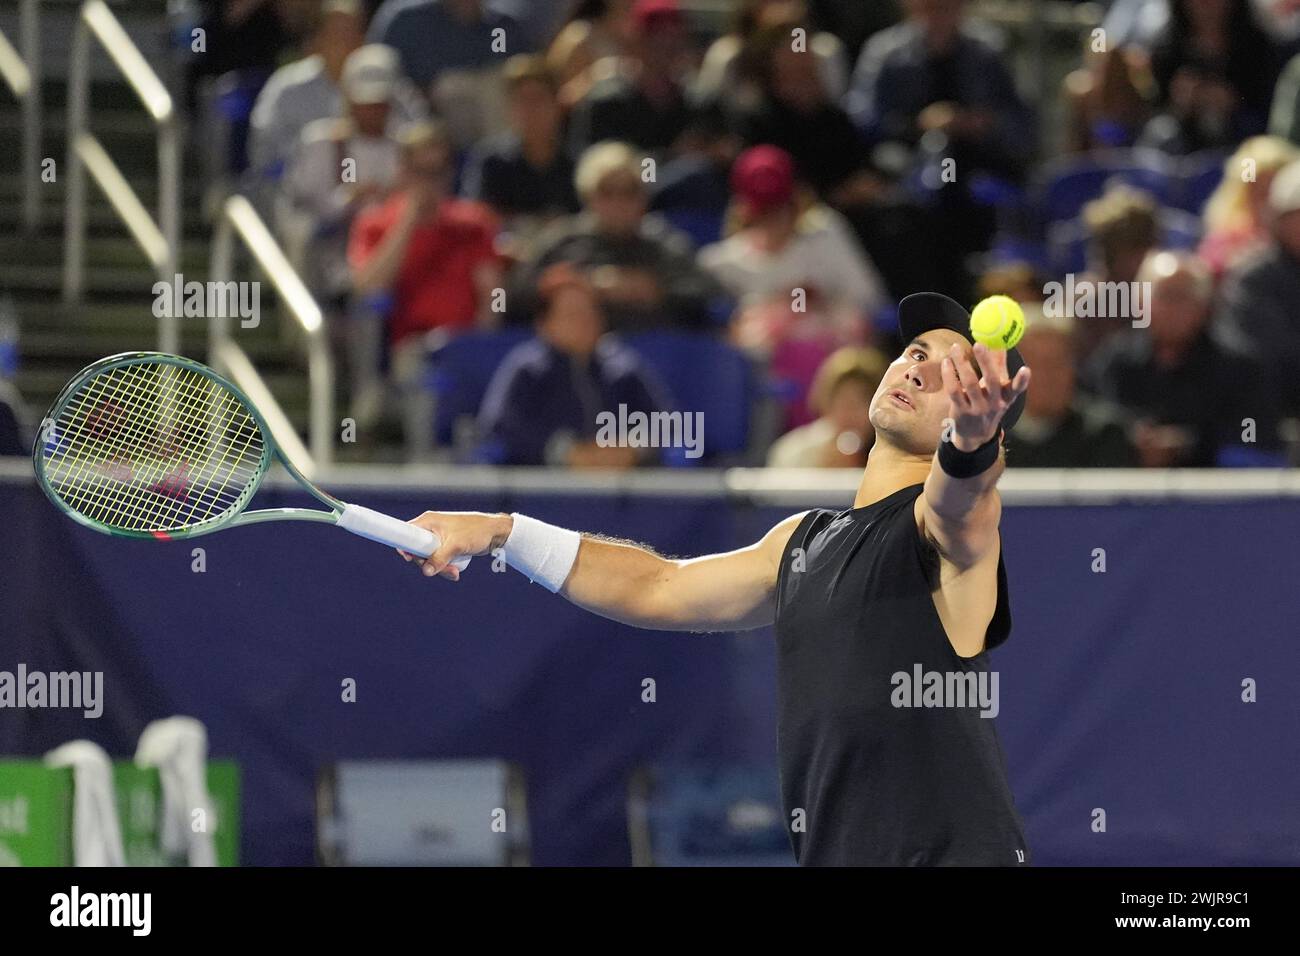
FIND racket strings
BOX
[56,364,261,530]
[55,365,214,526]
[43,360,267,532]
[57,367,229,527]
[53,365,221,528]
[74,364,262,529]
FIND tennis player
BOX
[403,292,1033,866]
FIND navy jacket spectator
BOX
[479,261,671,467]
[477,336,668,466]
[1008,404,1138,468]
[462,132,579,219]
[367,0,520,89]
[1082,327,1282,467]
[565,0,695,159]
[1080,251,1283,467]
[847,17,1033,177]
[1214,160,1300,419]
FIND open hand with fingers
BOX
[941,341,1032,451]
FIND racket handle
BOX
[336,504,472,570]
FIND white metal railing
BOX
[0,0,41,232]
[209,193,334,473]
[62,0,180,354]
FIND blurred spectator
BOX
[976,261,1046,304]
[461,56,580,240]
[248,3,424,187]
[1138,0,1281,154]
[0,381,29,456]
[494,0,572,50]
[701,146,882,430]
[1199,135,1299,280]
[1101,0,1171,49]
[1061,45,1153,152]
[1074,184,1161,360]
[1083,184,1160,286]
[733,15,874,199]
[645,106,743,248]
[1215,159,1300,419]
[1006,311,1137,468]
[805,0,902,61]
[366,0,520,90]
[1269,51,1300,144]
[281,45,408,297]
[513,142,722,332]
[847,0,1033,174]
[694,0,848,115]
[566,0,696,159]
[846,0,1034,294]
[185,0,306,111]
[766,346,886,467]
[547,1,637,108]
[477,264,669,466]
[1253,0,1300,49]
[1083,251,1282,466]
[281,44,409,424]
[349,121,503,445]
[700,145,884,353]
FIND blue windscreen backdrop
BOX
[1,476,1296,865]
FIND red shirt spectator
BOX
[349,192,500,344]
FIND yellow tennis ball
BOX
[969,295,1025,350]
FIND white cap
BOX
[1268,159,1300,217]
[341,44,399,105]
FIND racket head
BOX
[33,352,276,540]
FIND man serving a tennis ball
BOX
[401,291,1033,866]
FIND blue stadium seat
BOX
[1174,150,1230,216]
[425,329,531,448]
[1036,149,1175,227]
[1047,207,1204,277]
[987,234,1051,274]
[213,68,272,176]
[622,331,755,465]
[628,764,794,866]
[1159,207,1203,250]
[659,207,725,248]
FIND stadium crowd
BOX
[170,0,1300,468]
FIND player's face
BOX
[869,328,973,454]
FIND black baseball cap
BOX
[897,292,1027,432]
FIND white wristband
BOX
[502,513,581,593]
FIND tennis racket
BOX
[32,351,471,569]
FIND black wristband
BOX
[937,430,1001,479]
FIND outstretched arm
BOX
[399,511,808,633]
[919,341,1031,569]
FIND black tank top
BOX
[774,483,1030,866]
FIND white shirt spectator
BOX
[282,118,402,296]
[695,31,847,112]
[249,53,425,182]
[766,417,838,467]
[699,206,886,318]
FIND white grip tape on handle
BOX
[336,504,472,570]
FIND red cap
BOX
[730,145,795,216]
[633,0,683,31]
